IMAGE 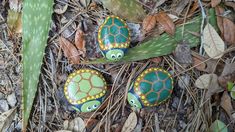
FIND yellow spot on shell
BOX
[77,101,81,104]
[82,99,86,102]
[141,96,145,99]
[96,95,100,98]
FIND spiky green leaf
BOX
[22,0,53,130]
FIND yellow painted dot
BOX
[91,96,95,99]
[87,97,91,100]
[77,101,81,104]
[144,100,148,104]
[141,96,145,99]
[99,93,104,97]
[82,99,86,102]
[96,95,100,98]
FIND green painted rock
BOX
[127,68,174,108]
[64,69,107,112]
[98,16,130,61]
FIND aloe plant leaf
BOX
[102,0,146,22]
[22,0,53,130]
[83,9,217,64]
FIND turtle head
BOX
[105,49,124,61]
[127,92,142,109]
[127,84,143,109]
[74,100,101,112]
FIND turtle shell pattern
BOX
[129,68,173,107]
[64,69,107,105]
[98,16,130,51]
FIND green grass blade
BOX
[22,0,53,130]
[83,11,217,64]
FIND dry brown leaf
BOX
[0,108,17,131]
[121,112,137,132]
[218,63,235,88]
[191,52,218,73]
[220,91,233,119]
[59,37,81,64]
[75,28,86,57]
[211,0,221,7]
[215,6,235,45]
[205,74,224,99]
[155,11,175,35]
[142,15,157,33]
[203,23,225,59]
[222,18,235,45]
[192,56,207,72]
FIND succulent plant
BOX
[22,0,53,130]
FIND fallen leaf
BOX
[209,120,228,132]
[211,0,221,7]
[218,63,235,88]
[142,15,157,33]
[195,74,215,89]
[59,37,81,64]
[0,108,17,131]
[155,11,175,35]
[215,6,235,45]
[75,28,86,57]
[205,74,224,99]
[203,23,225,59]
[222,18,235,45]
[174,42,192,67]
[192,56,207,72]
[121,112,137,132]
[63,117,86,132]
[191,52,218,73]
[220,91,233,119]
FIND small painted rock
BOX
[98,16,131,61]
[64,69,107,112]
[127,68,173,108]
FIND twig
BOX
[197,0,207,55]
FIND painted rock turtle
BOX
[98,16,130,61]
[127,68,173,108]
[64,69,107,112]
